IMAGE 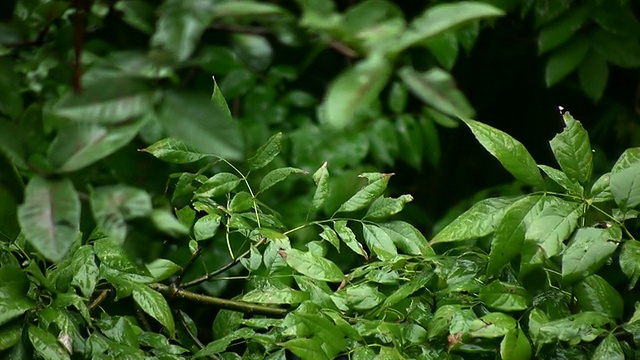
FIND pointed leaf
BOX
[479,281,530,311]
[195,328,254,358]
[320,55,392,129]
[146,259,181,282]
[28,326,71,360]
[364,195,413,219]
[593,334,624,360]
[574,274,623,320]
[538,4,593,54]
[196,172,241,198]
[578,51,608,102]
[229,191,253,213]
[18,177,80,262]
[94,237,153,282]
[248,132,282,171]
[362,223,397,259]
[549,111,593,184]
[562,227,621,284]
[591,172,613,203]
[545,36,590,86]
[501,328,532,360]
[281,248,344,283]
[311,162,329,211]
[282,338,327,360]
[141,137,208,164]
[319,224,340,251]
[193,213,221,240]
[258,167,307,194]
[610,162,640,209]
[132,283,174,336]
[69,246,99,297]
[431,197,518,243]
[338,173,393,213]
[334,220,367,258]
[619,240,640,288]
[91,185,152,244]
[538,165,583,195]
[242,288,309,305]
[211,76,231,118]
[378,221,431,255]
[462,118,543,187]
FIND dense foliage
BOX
[1,0,640,359]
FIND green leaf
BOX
[537,312,613,346]
[380,272,431,310]
[91,185,152,244]
[613,147,640,173]
[591,29,640,68]
[146,259,181,282]
[424,31,459,71]
[620,240,640,288]
[229,192,253,213]
[242,288,309,305]
[28,326,71,360]
[562,227,621,284]
[320,55,392,129]
[195,328,254,358]
[210,76,231,117]
[334,220,367,258]
[538,165,583,195]
[282,338,327,360]
[520,199,583,276]
[196,172,241,198]
[537,4,593,54]
[193,213,221,241]
[53,78,155,124]
[362,223,397,259]
[319,224,340,252]
[258,167,307,194]
[290,313,347,358]
[18,177,80,262]
[591,172,613,203]
[396,1,504,51]
[231,33,272,72]
[69,246,99,297]
[462,118,543,187]
[132,283,174,336]
[431,197,518,243]
[338,173,393,213]
[248,132,282,171]
[0,280,36,326]
[378,221,431,256]
[141,138,209,164]
[157,90,243,162]
[479,281,530,312]
[574,274,623,320]
[610,162,640,209]
[399,67,474,118]
[488,195,542,274]
[150,209,190,237]
[395,115,423,170]
[212,309,243,339]
[94,237,153,282]
[364,195,413,219]
[471,312,516,338]
[0,321,21,351]
[549,111,593,184]
[593,333,624,360]
[501,328,532,360]
[578,51,608,102]
[388,81,408,114]
[211,1,285,17]
[311,162,329,212]
[282,248,344,283]
[331,283,385,311]
[0,119,27,169]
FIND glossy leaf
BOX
[242,288,309,305]
[337,173,393,213]
[620,240,640,288]
[157,90,243,161]
[54,78,155,124]
[320,55,392,129]
[0,321,21,351]
[91,185,153,244]
[538,165,583,195]
[488,195,542,274]
[471,312,516,338]
[591,172,613,203]
[0,288,35,327]
[290,313,347,358]
[282,248,344,283]
[479,281,530,311]
[562,227,621,284]
[610,162,640,209]
[462,118,543,187]
[380,272,431,310]
[132,283,175,336]
[431,197,518,243]
[612,147,640,172]
[573,274,623,320]
[364,195,413,219]
[259,167,307,194]
[537,312,612,345]
[193,213,221,240]
[229,192,253,213]
[146,259,181,282]
[332,283,385,311]
[378,221,431,255]
[196,172,241,198]
[399,67,474,118]
[141,137,209,164]
[28,326,70,360]
[501,328,532,360]
[334,220,367,258]
[319,224,340,251]
[578,51,608,102]
[593,333,624,360]
[248,132,282,171]
[213,310,243,339]
[18,177,80,262]
[362,223,397,259]
[311,162,329,211]
[282,338,326,360]
[397,2,504,51]
[195,328,254,358]
[211,1,285,18]
[549,111,593,184]
[94,237,154,282]
[69,246,99,297]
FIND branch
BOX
[151,283,287,318]
[174,246,202,286]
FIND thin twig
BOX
[151,283,287,317]
[174,246,202,286]
[88,289,111,311]
[134,301,153,331]
[175,310,219,360]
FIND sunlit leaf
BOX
[378,221,431,255]
[562,227,621,284]
[501,328,532,360]
[538,165,583,195]
[311,162,329,212]
[146,258,181,282]
[196,172,241,198]
[282,338,326,360]
[573,274,623,320]
[592,333,624,360]
[282,248,344,283]
[362,223,397,259]
[18,177,80,262]
[141,137,209,164]
[242,288,309,305]
[537,312,613,345]
[364,195,413,219]
[193,213,221,240]
[338,173,393,213]
[248,132,282,171]
[334,220,367,258]
[620,240,640,288]
[549,111,593,184]
[400,67,474,118]
[132,283,174,336]
[195,328,254,358]
[28,326,71,360]
[258,167,307,194]
[610,162,640,210]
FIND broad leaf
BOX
[399,67,474,118]
[54,78,156,124]
[195,328,254,358]
[94,237,153,282]
[229,192,253,213]
[334,220,367,258]
[538,165,583,195]
[619,240,640,288]
[592,334,624,360]
[282,248,344,283]
[364,195,413,219]
[146,258,181,282]
[610,162,640,209]
[538,4,593,54]
[319,224,340,251]
[331,283,385,311]
[380,272,431,310]
[258,167,307,194]
[578,50,608,102]
[193,213,221,240]
[549,111,593,184]
[196,172,241,198]
[211,1,286,18]
[378,221,431,255]
[501,328,532,360]
[289,313,347,358]
[545,36,589,86]
[590,172,613,203]
[311,162,329,211]
[612,147,640,172]
[573,274,623,320]
[157,90,243,161]
[488,195,542,274]
[132,283,174,336]
[320,55,392,129]
[462,118,543,187]
[431,197,518,243]
[282,338,326,360]
[28,326,71,360]
[337,173,393,213]
[362,223,397,259]
[242,288,309,305]
[536,312,613,345]
[562,227,621,284]
[91,185,153,244]
[248,132,282,171]
[69,246,99,297]
[479,281,530,312]
[141,137,209,164]
[18,177,80,262]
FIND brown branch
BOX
[150,283,287,318]
[174,246,202,286]
[181,237,266,289]
[328,41,359,59]
[88,289,110,311]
